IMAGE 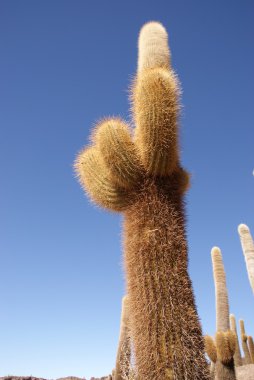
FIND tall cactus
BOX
[75,21,209,379]
[238,224,254,293]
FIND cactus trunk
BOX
[124,179,208,380]
[215,361,235,380]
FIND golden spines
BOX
[229,314,242,366]
[74,146,130,212]
[215,331,236,365]
[138,21,171,72]
[132,67,180,176]
[204,335,217,363]
[93,118,144,189]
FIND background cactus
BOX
[75,21,209,379]
[229,314,242,366]
[114,296,131,380]
[247,336,254,364]
[238,224,254,293]
[204,332,237,380]
[211,247,230,331]
[240,319,252,365]
[210,247,237,379]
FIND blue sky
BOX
[0,1,253,378]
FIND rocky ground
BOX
[0,376,111,380]
[2,366,254,380]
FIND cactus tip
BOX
[238,223,249,234]
[211,246,221,256]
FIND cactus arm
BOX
[215,331,236,365]
[74,147,131,211]
[132,67,180,176]
[238,224,254,293]
[204,335,217,364]
[133,21,180,177]
[215,331,237,380]
[211,247,230,332]
[92,118,144,189]
[239,319,252,364]
[229,314,242,366]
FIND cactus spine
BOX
[229,314,242,366]
[75,21,209,379]
[114,296,131,380]
[211,247,237,380]
[239,319,252,364]
[238,224,254,293]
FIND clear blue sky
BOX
[0,1,253,378]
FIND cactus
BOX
[229,314,242,366]
[247,336,254,364]
[115,296,131,380]
[211,247,230,332]
[205,333,237,380]
[239,319,252,364]
[210,247,238,379]
[238,224,254,293]
[75,21,209,379]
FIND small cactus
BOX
[229,314,242,366]
[115,296,131,380]
[238,224,254,293]
[239,319,252,364]
[210,247,238,380]
[247,336,254,364]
